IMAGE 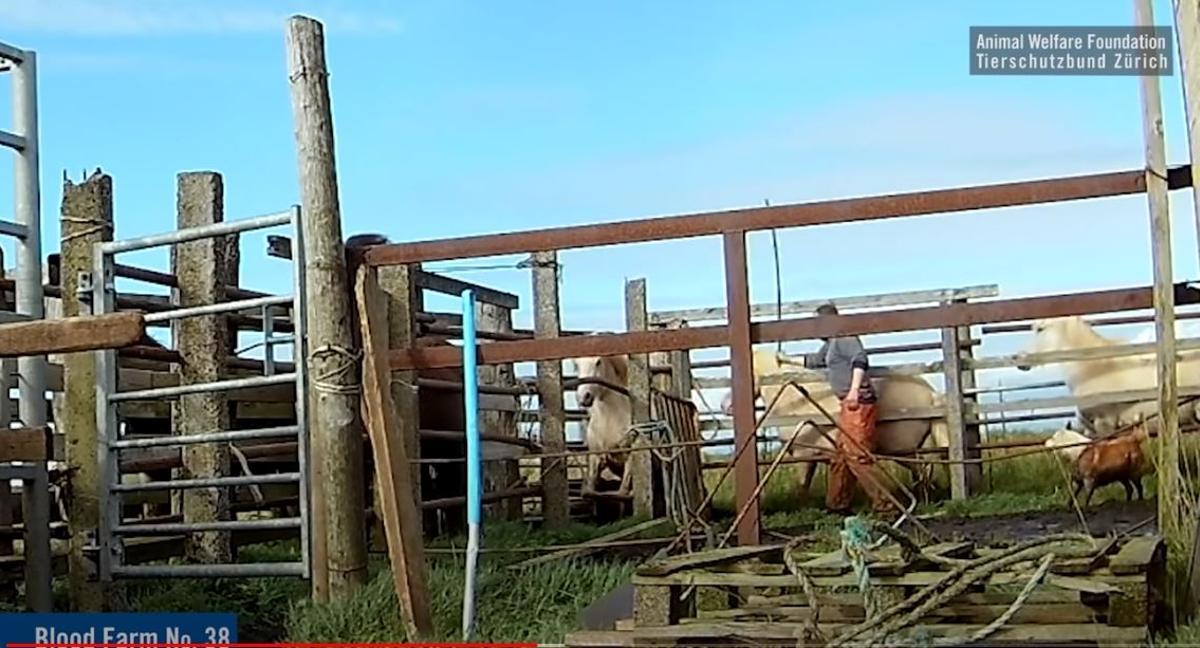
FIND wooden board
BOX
[354,265,433,637]
[0,427,51,462]
[0,312,143,357]
[638,544,782,577]
[509,518,670,571]
[1110,535,1163,575]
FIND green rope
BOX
[840,516,882,620]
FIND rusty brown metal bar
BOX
[722,230,759,546]
[364,166,1192,266]
[388,283,1200,371]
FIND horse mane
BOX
[606,354,629,384]
[1054,316,1119,348]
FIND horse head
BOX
[1017,317,1081,371]
[720,349,785,415]
[572,353,629,410]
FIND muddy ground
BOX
[918,499,1157,545]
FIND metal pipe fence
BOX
[93,206,311,582]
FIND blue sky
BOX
[3,0,1200,432]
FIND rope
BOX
[828,531,1096,648]
[310,344,362,395]
[783,536,825,644]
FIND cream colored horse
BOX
[572,354,634,496]
[1017,316,1200,435]
[721,349,950,495]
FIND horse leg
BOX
[1083,479,1097,509]
[581,452,601,497]
[1135,477,1144,500]
[1122,480,1133,502]
[798,461,817,496]
[616,456,634,497]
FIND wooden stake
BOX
[355,265,433,638]
[172,171,233,563]
[941,317,969,501]
[1138,0,1181,579]
[286,14,368,600]
[379,264,423,513]
[477,301,523,521]
[532,250,568,528]
[625,278,658,518]
[60,170,112,610]
[1174,0,1200,271]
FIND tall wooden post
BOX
[723,231,759,546]
[478,302,522,520]
[956,309,982,491]
[61,170,113,609]
[941,306,972,500]
[172,171,234,563]
[1173,0,1200,271]
[532,251,568,528]
[286,15,369,600]
[1138,0,1181,568]
[625,278,658,518]
[379,265,423,514]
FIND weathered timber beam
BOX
[0,312,144,357]
[389,283,1200,370]
[0,427,51,462]
[365,166,1192,265]
[650,284,1000,324]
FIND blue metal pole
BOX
[461,288,481,641]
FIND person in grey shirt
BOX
[803,303,892,515]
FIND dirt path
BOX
[919,499,1156,544]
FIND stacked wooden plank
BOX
[565,534,1166,647]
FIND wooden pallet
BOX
[565,534,1166,647]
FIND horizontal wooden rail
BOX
[0,427,52,462]
[389,283,1200,370]
[650,285,1000,324]
[980,308,1200,334]
[365,166,1192,265]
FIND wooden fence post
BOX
[478,302,522,521]
[355,264,433,638]
[60,170,113,609]
[1173,0,1200,610]
[172,171,233,563]
[625,278,658,518]
[1137,0,1181,592]
[941,299,979,500]
[956,300,982,491]
[286,14,369,600]
[379,264,423,524]
[1173,0,1200,272]
[532,250,568,528]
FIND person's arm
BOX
[803,340,830,368]
[842,337,869,402]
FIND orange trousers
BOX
[825,400,893,514]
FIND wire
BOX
[766,199,784,354]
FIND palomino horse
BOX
[572,354,634,496]
[721,349,950,498]
[1017,316,1200,435]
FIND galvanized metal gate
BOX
[90,208,311,580]
[0,40,51,609]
